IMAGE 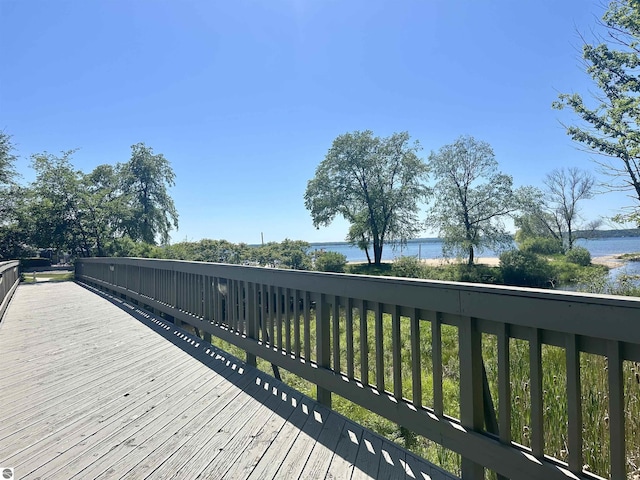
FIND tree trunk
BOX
[373,242,383,265]
[468,245,474,265]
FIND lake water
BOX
[310,236,640,277]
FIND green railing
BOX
[75,257,640,480]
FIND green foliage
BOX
[20,257,52,268]
[305,130,429,265]
[565,246,591,266]
[314,250,347,273]
[427,135,516,265]
[499,250,553,288]
[0,130,18,186]
[554,0,640,218]
[391,256,425,278]
[120,143,178,245]
[518,236,564,255]
[162,239,248,263]
[436,263,503,284]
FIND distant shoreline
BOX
[347,254,631,269]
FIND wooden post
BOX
[459,316,484,479]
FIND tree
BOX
[516,168,598,252]
[553,0,640,224]
[28,150,92,255]
[120,143,178,245]
[0,131,17,187]
[427,135,515,265]
[305,131,429,265]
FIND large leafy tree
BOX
[553,0,640,224]
[427,135,516,265]
[120,143,178,245]
[305,131,429,265]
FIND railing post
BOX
[459,316,485,479]
[316,293,332,408]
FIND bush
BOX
[391,256,425,278]
[314,251,347,273]
[565,246,591,266]
[20,257,52,268]
[500,250,553,288]
[519,237,564,255]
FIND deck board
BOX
[0,282,457,479]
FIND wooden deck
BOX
[0,282,456,480]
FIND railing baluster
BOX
[303,291,311,361]
[276,286,283,350]
[608,340,625,479]
[432,312,443,415]
[269,285,275,348]
[293,289,301,358]
[566,333,582,473]
[410,308,421,408]
[261,284,268,343]
[359,300,369,386]
[317,293,332,407]
[530,328,544,458]
[332,296,340,373]
[498,323,511,444]
[285,288,292,354]
[392,305,401,400]
[375,302,384,392]
[346,298,355,380]
[246,282,257,366]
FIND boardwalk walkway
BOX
[0,282,455,480]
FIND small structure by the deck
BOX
[0,282,454,480]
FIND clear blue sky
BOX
[1,0,634,244]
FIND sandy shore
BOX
[351,255,627,268]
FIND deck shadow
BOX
[76,280,457,480]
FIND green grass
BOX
[617,252,640,261]
[21,272,75,283]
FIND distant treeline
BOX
[576,228,640,238]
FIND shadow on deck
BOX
[0,282,455,479]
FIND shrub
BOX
[391,256,425,278]
[519,237,564,255]
[20,257,52,269]
[314,251,347,273]
[500,250,553,288]
[565,246,591,266]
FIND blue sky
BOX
[1,0,634,244]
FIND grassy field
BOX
[21,272,75,283]
[198,306,640,479]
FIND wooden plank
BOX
[297,412,346,479]
[264,404,330,479]
[293,289,301,358]
[324,420,364,479]
[351,427,382,479]
[377,440,407,479]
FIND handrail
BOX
[0,260,20,323]
[75,257,640,480]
